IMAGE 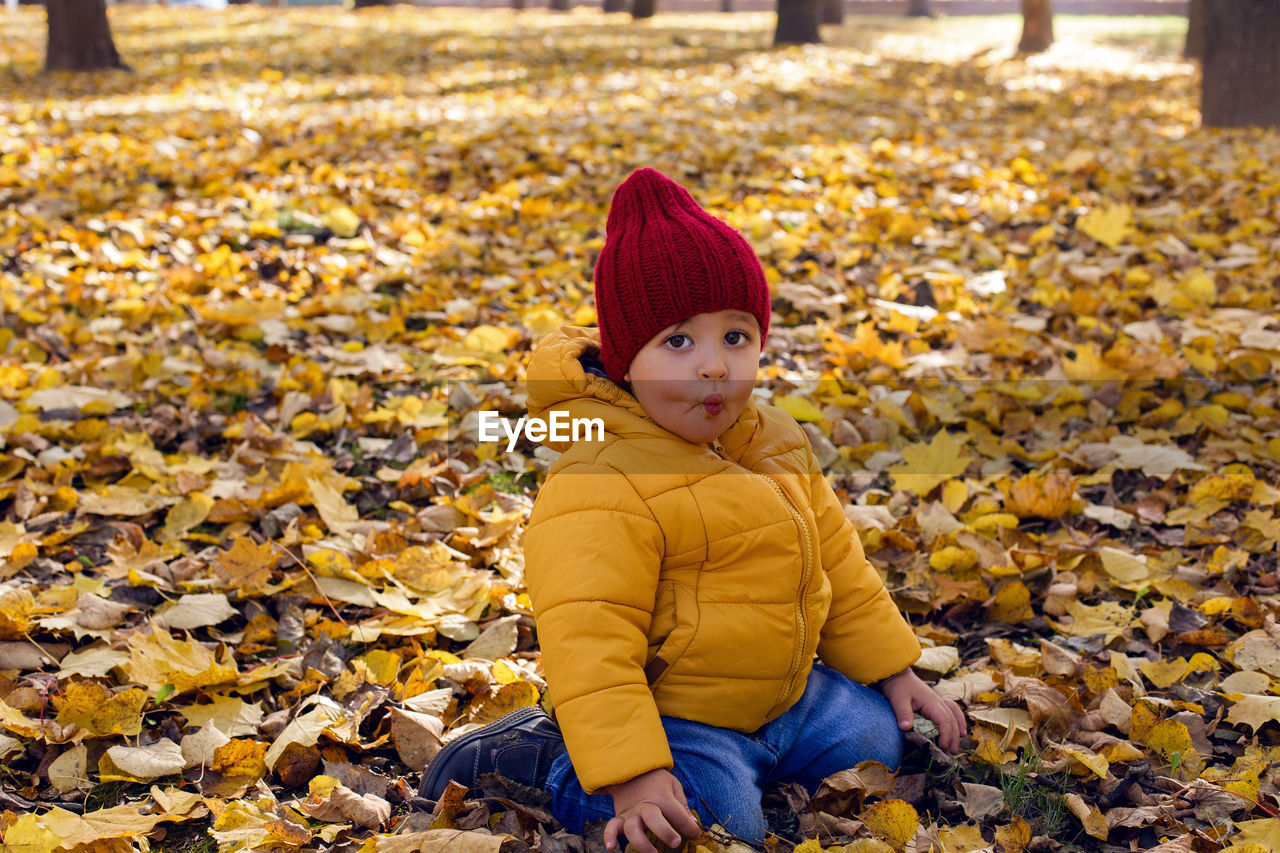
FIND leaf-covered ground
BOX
[1,7,1279,852]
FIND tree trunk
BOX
[1017,0,1053,53]
[353,0,387,7]
[774,0,821,45]
[512,0,525,10]
[549,0,570,10]
[1202,0,1280,128]
[602,0,627,11]
[821,0,841,25]
[44,0,126,71]
[631,0,654,19]
[720,0,731,11]
[907,0,932,15]
[1184,0,1205,60]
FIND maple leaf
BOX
[887,431,972,497]
[1077,203,1134,248]
[211,538,279,593]
[1003,471,1075,520]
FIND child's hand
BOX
[603,768,702,853]
[878,668,967,754]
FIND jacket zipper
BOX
[759,474,815,718]
[707,442,816,716]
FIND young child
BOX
[421,168,966,850]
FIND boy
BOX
[421,168,966,851]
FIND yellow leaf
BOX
[1064,792,1108,840]
[942,480,968,513]
[851,322,906,368]
[159,492,215,542]
[323,206,362,239]
[1061,746,1110,780]
[358,828,510,853]
[1232,818,1280,851]
[210,737,269,789]
[211,799,311,848]
[859,799,919,850]
[1098,547,1150,590]
[463,325,514,354]
[1058,599,1134,643]
[309,476,359,534]
[469,681,539,726]
[308,547,358,579]
[1098,739,1146,764]
[56,682,146,737]
[888,432,972,497]
[522,306,565,341]
[362,649,402,685]
[1004,471,1074,519]
[968,512,1020,534]
[774,395,825,423]
[988,581,1034,624]
[840,841,895,853]
[1144,719,1193,763]
[1061,343,1124,381]
[1077,203,1132,248]
[993,817,1032,853]
[211,537,279,594]
[2,813,70,853]
[1178,271,1217,306]
[124,627,238,695]
[1188,465,1255,504]
[939,825,987,852]
[1138,658,1191,689]
[929,545,977,573]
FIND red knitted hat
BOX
[593,168,771,383]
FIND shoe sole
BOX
[420,704,547,801]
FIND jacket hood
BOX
[525,326,763,455]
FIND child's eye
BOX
[665,334,691,349]
[724,330,750,346]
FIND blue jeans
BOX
[545,664,901,842]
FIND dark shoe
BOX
[419,705,566,801]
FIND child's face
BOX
[624,309,761,444]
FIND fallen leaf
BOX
[101,738,186,782]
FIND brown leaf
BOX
[390,706,445,772]
[299,784,392,829]
[1004,471,1075,519]
[273,742,321,788]
[211,537,280,594]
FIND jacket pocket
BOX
[646,580,676,654]
[645,582,697,688]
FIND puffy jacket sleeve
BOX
[808,451,921,683]
[523,464,671,793]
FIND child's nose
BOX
[698,349,729,380]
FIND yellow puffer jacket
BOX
[522,327,921,794]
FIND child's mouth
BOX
[703,395,723,416]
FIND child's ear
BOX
[623,370,630,383]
